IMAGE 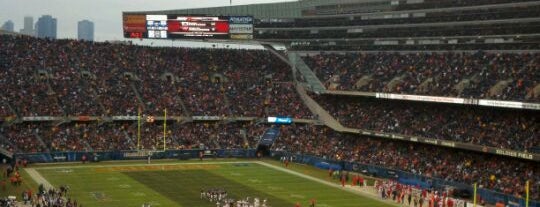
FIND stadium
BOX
[0,0,539,206]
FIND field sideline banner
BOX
[14,149,256,163]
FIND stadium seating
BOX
[256,6,540,28]
[313,95,539,152]
[0,122,267,153]
[0,35,311,118]
[303,52,540,102]
[0,34,538,203]
[273,125,540,200]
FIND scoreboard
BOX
[123,14,253,40]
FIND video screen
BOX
[123,14,253,40]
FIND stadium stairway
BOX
[529,84,540,99]
[452,75,475,95]
[239,128,250,148]
[287,52,327,93]
[0,147,13,159]
[121,126,137,150]
[385,75,407,91]
[417,77,434,93]
[261,44,291,68]
[294,83,357,133]
[130,82,145,109]
[260,49,355,133]
[4,102,19,118]
[354,75,373,90]
[36,70,67,116]
[0,133,15,158]
[177,97,192,117]
[159,73,191,116]
[80,72,108,114]
[33,131,50,153]
[488,79,513,98]
[123,72,146,111]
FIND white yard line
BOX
[24,168,54,190]
[255,161,401,207]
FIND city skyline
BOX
[1,20,14,32]
[0,0,295,41]
[35,15,57,39]
[78,19,94,41]
[19,16,35,36]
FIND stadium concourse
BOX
[0,33,539,207]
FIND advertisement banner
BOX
[229,24,253,34]
[478,99,540,110]
[112,116,138,120]
[230,34,253,40]
[375,93,540,110]
[21,116,59,121]
[228,16,253,24]
[376,93,466,104]
[267,117,292,124]
[192,116,221,121]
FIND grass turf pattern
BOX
[35,161,393,207]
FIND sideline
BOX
[24,168,54,190]
[255,161,401,207]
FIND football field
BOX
[25,160,395,207]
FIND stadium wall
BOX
[14,149,256,163]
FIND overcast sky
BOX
[0,0,295,42]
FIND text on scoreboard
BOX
[123,14,253,40]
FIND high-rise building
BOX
[35,15,57,39]
[19,16,35,36]
[77,20,94,41]
[1,20,14,32]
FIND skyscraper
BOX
[19,16,35,36]
[78,20,94,41]
[35,15,57,39]
[1,20,14,32]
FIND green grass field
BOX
[22,159,394,207]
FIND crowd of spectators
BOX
[272,124,539,201]
[313,95,539,152]
[0,120,537,201]
[0,101,12,117]
[0,124,46,153]
[291,42,540,51]
[0,121,264,153]
[123,122,265,150]
[1,29,538,205]
[0,35,311,118]
[303,52,540,102]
